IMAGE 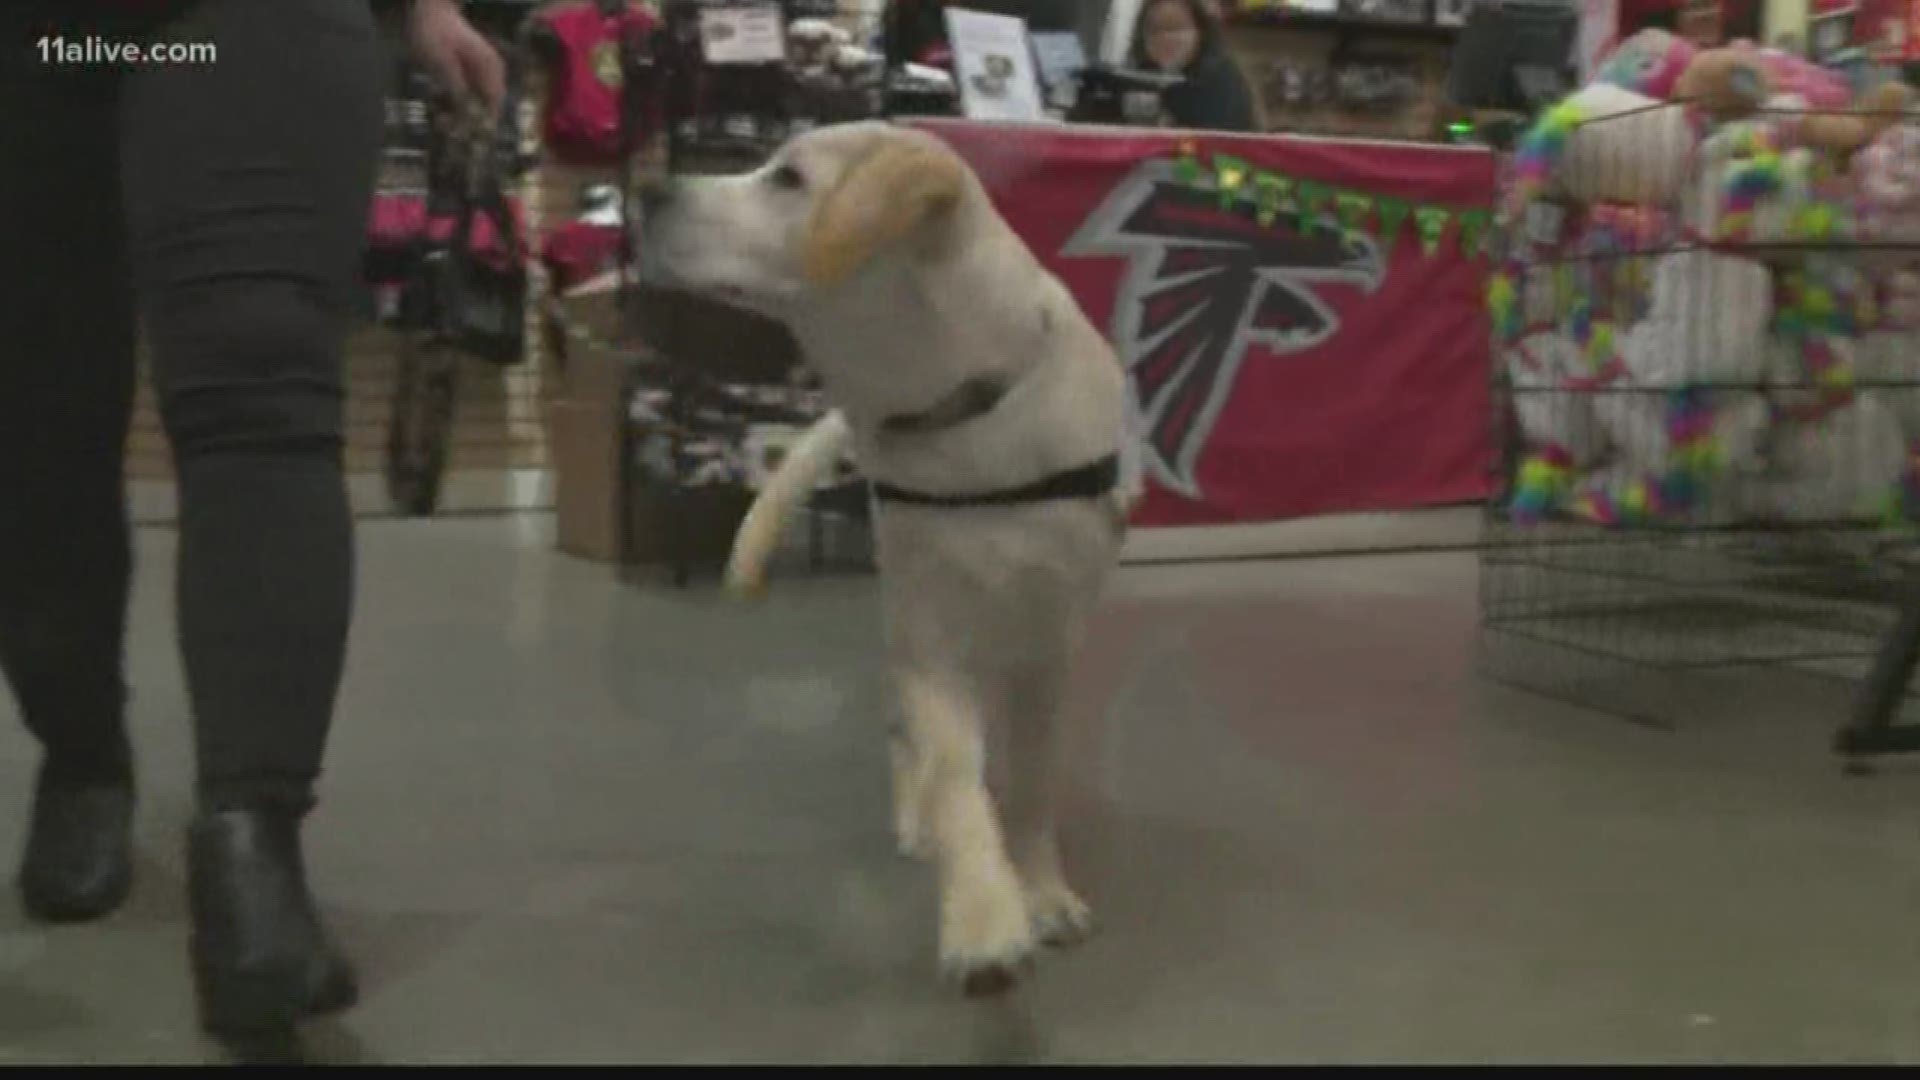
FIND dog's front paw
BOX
[1028,883,1097,949]
[940,876,1036,997]
[723,567,769,602]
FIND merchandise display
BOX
[1492,25,1920,532]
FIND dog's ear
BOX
[802,139,965,287]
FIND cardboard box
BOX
[550,398,625,563]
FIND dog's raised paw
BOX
[1030,888,1097,949]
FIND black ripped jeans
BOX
[0,0,384,812]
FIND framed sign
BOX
[944,6,1048,123]
[699,2,787,65]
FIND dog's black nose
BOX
[638,179,677,220]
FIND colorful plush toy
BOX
[1745,43,1854,112]
[1672,47,1771,122]
[1856,119,1920,241]
[1587,380,1771,525]
[1855,268,1920,441]
[1783,82,1913,163]
[1686,117,1857,243]
[1752,393,1909,523]
[1623,250,1774,386]
[1771,263,1866,422]
[1511,445,1575,525]
[1857,327,1920,441]
[1569,466,1671,527]
[1508,331,1609,467]
[1508,82,1696,217]
[1885,268,1920,328]
[1594,28,1698,101]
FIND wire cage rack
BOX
[1478,88,1920,736]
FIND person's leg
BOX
[0,44,141,922]
[118,0,383,1037]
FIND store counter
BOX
[908,117,1500,530]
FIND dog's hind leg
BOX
[1003,660,1095,950]
[897,670,1035,996]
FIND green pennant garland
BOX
[1252,171,1292,227]
[1376,197,1410,248]
[1163,146,1482,253]
[1173,141,1206,188]
[1335,192,1373,239]
[1457,209,1491,260]
[1212,154,1252,210]
[1414,206,1452,257]
[1298,181,1332,233]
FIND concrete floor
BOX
[3,516,1918,1064]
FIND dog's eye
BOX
[769,165,806,191]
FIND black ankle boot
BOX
[18,769,134,924]
[188,808,358,1039]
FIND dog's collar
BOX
[879,375,1010,436]
[871,455,1121,509]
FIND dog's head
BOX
[638,122,973,315]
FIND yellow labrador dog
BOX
[638,121,1138,995]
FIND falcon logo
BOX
[1064,158,1384,500]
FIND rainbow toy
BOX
[1506,99,1584,221]
[1716,126,1785,241]
[1660,388,1723,513]
[1511,445,1574,525]
[1773,268,1863,418]
[1571,472,1668,527]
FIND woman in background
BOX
[1130,0,1261,133]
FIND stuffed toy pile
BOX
[1496,29,1920,530]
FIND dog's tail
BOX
[725,410,855,599]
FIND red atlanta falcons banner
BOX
[909,119,1499,529]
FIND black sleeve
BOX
[1165,53,1260,134]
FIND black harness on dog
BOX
[871,375,1122,509]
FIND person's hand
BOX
[408,0,507,116]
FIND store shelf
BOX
[1228,11,1462,42]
